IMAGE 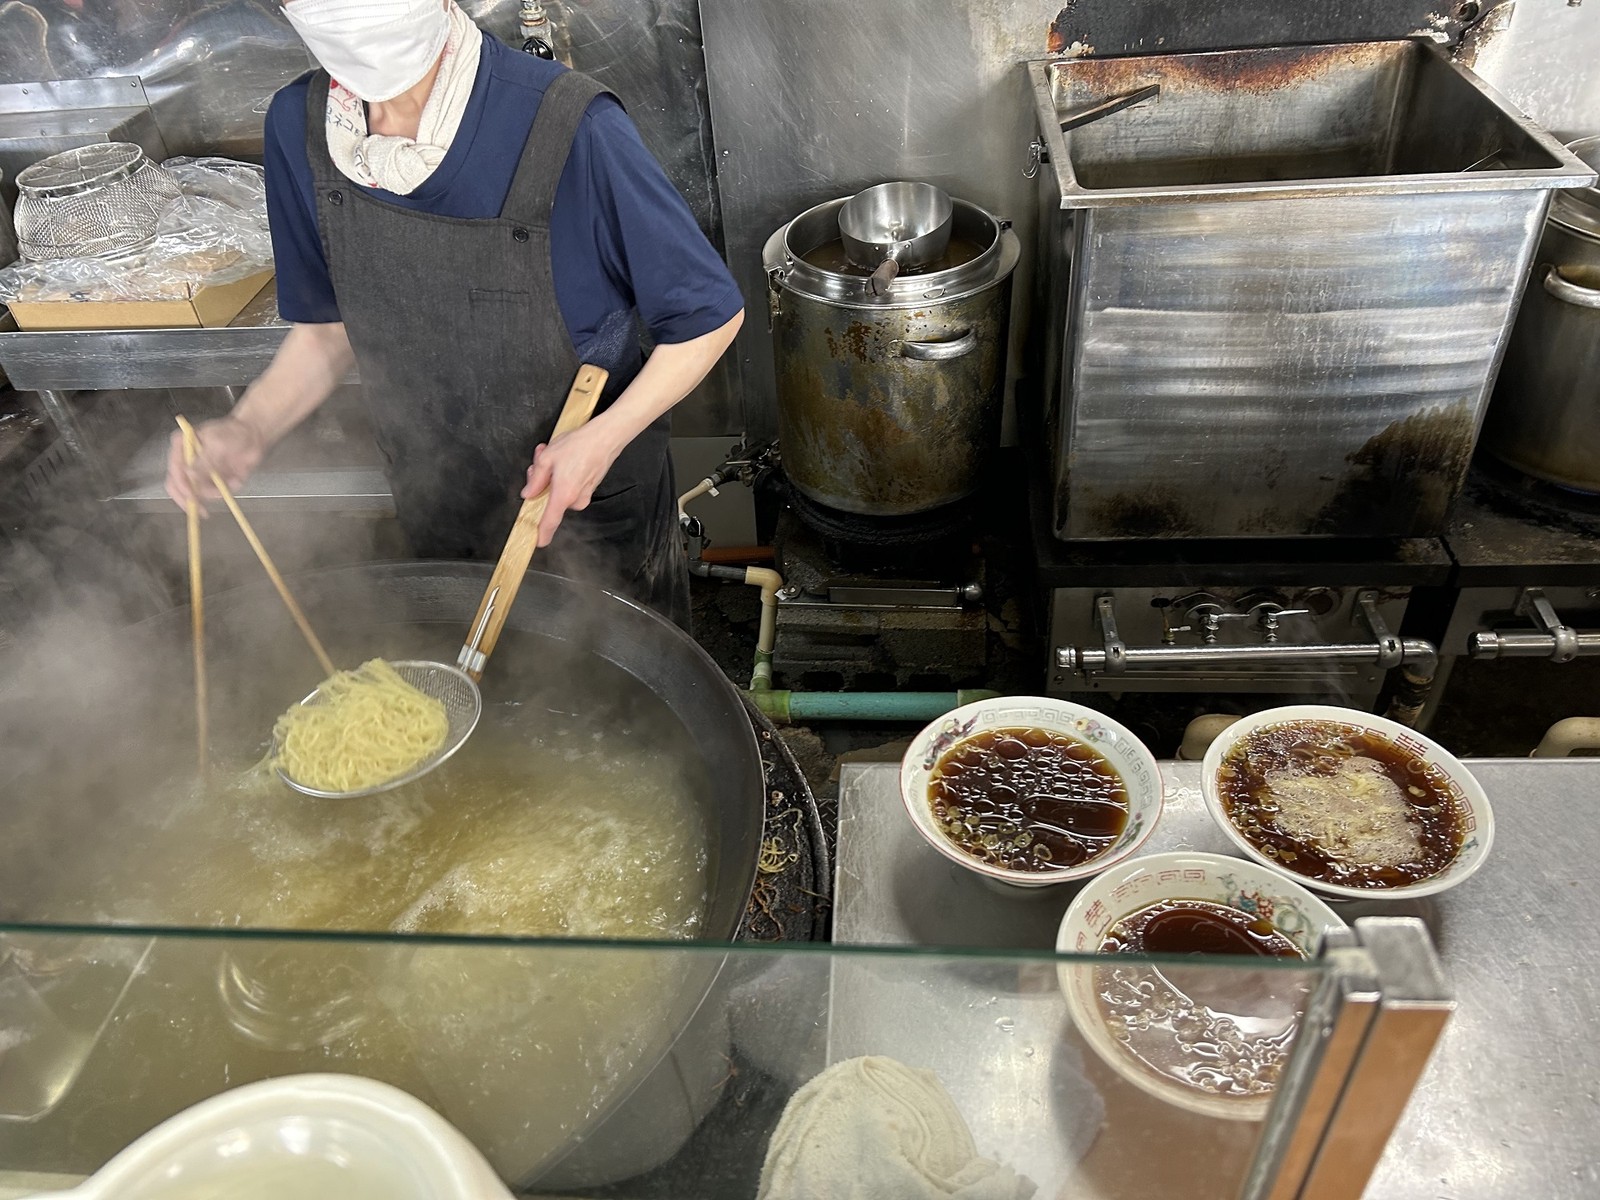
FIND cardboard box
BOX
[6,267,274,332]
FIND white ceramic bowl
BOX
[1055,851,1347,1120]
[900,696,1163,888]
[1199,704,1494,900]
[27,1074,512,1200]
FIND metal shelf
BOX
[110,468,394,513]
[0,285,384,512]
[110,423,394,514]
[0,285,359,392]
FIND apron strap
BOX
[303,70,337,182]
[501,69,616,229]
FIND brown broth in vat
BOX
[1101,899,1302,958]
[928,727,1127,870]
[1216,720,1465,889]
[800,235,986,277]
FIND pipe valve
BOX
[1468,589,1600,662]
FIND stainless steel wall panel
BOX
[1465,0,1600,143]
[701,0,1048,439]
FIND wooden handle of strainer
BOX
[458,364,609,682]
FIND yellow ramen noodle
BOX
[274,659,449,792]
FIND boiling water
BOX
[8,677,716,1182]
[102,722,708,940]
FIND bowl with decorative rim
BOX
[899,696,1163,889]
[1199,704,1494,901]
[1055,851,1348,1120]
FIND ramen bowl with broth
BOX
[900,697,1162,889]
[1200,705,1494,900]
[1056,852,1347,1120]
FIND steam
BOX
[0,476,697,929]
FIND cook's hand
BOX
[521,422,626,548]
[164,415,268,514]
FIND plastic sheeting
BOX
[0,157,271,304]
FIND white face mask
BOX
[282,0,450,103]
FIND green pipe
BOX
[746,689,1000,724]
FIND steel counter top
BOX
[835,757,1600,1199]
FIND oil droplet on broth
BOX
[928,727,1128,871]
[1216,720,1466,889]
[1094,901,1309,1101]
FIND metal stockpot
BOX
[1484,136,1600,493]
[763,195,1020,517]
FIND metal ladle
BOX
[264,364,609,799]
[839,181,954,296]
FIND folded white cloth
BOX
[758,1056,1037,1200]
[323,0,481,195]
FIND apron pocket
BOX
[467,289,537,418]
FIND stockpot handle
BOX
[1543,264,1600,310]
[899,330,978,361]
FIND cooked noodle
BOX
[274,659,449,792]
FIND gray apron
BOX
[304,69,690,630]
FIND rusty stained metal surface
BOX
[1051,37,1409,99]
[1043,0,1515,59]
[1031,41,1588,206]
[770,283,1013,517]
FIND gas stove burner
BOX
[1467,454,1600,537]
[779,473,974,571]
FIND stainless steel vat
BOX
[1482,136,1600,493]
[1030,40,1597,541]
[763,196,1019,516]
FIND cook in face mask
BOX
[167,0,744,632]
[282,0,451,103]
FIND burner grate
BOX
[1468,454,1600,538]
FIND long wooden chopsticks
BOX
[174,416,337,678]
[181,423,208,780]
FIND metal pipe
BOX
[686,560,743,584]
[684,557,783,690]
[1177,714,1242,761]
[745,566,782,691]
[1063,640,1437,672]
[746,689,999,724]
[1469,629,1600,661]
[1533,717,1600,758]
[676,476,718,520]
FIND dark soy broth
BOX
[1101,899,1303,959]
[928,727,1127,871]
[1217,720,1465,889]
[801,236,986,277]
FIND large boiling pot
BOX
[1484,135,1600,492]
[0,563,764,1190]
[764,194,1020,516]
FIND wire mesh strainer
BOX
[13,142,182,262]
[273,660,484,800]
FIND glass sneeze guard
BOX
[0,919,1448,1199]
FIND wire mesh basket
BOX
[12,143,182,262]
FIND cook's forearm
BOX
[232,322,355,446]
[589,310,744,448]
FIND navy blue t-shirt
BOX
[263,34,743,354]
